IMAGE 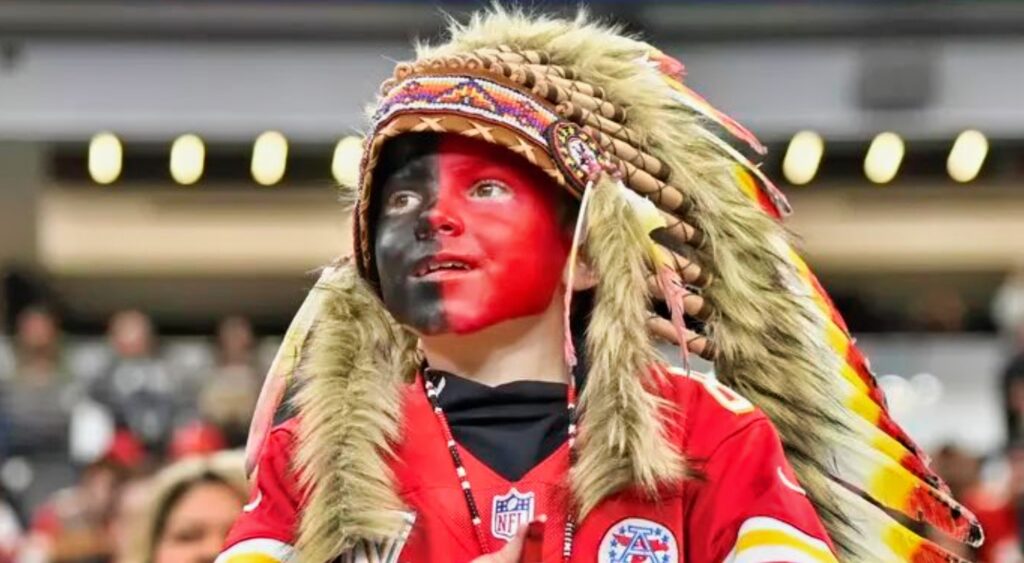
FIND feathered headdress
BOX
[246,7,983,562]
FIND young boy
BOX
[217,7,980,563]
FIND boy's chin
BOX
[404,321,486,338]
[392,294,559,338]
[416,312,550,340]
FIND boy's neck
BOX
[419,297,569,388]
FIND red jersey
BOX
[964,488,1020,563]
[217,367,836,563]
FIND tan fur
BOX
[293,265,418,560]
[570,174,686,518]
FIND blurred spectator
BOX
[0,307,78,520]
[107,476,152,563]
[87,311,182,455]
[197,317,261,448]
[25,457,132,563]
[0,338,12,390]
[994,268,1024,336]
[1,307,73,452]
[124,451,245,563]
[1002,324,1024,445]
[911,288,968,333]
[167,423,226,462]
[932,443,982,500]
[966,441,1024,563]
[0,489,20,563]
[104,432,147,473]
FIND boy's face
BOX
[373,134,571,335]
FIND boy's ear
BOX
[564,253,598,291]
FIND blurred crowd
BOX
[0,273,1021,561]
[926,272,1024,563]
[0,307,266,562]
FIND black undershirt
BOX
[430,371,569,482]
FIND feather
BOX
[774,239,975,543]
[843,399,943,488]
[702,132,792,218]
[648,49,767,157]
[827,481,975,563]
[829,424,981,544]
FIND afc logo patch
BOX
[491,488,535,541]
[599,518,679,563]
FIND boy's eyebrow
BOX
[383,156,436,188]
[447,158,512,178]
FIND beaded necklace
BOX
[421,369,579,562]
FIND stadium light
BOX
[251,131,288,186]
[332,136,364,188]
[782,130,824,186]
[947,129,988,184]
[88,132,123,185]
[864,132,904,185]
[170,134,206,185]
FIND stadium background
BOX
[0,1,1021,561]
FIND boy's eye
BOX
[384,191,422,215]
[468,181,512,200]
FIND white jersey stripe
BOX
[776,466,807,495]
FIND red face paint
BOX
[432,135,570,334]
[372,134,571,335]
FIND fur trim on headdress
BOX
[292,265,417,560]
[571,173,686,518]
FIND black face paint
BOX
[372,134,447,333]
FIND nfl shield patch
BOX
[599,518,679,563]
[491,488,535,541]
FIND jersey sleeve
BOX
[216,422,302,563]
[687,417,838,563]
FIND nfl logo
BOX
[491,488,535,541]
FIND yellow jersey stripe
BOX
[215,538,294,563]
[734,529,838,563]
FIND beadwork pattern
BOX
[373,76,559,147]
